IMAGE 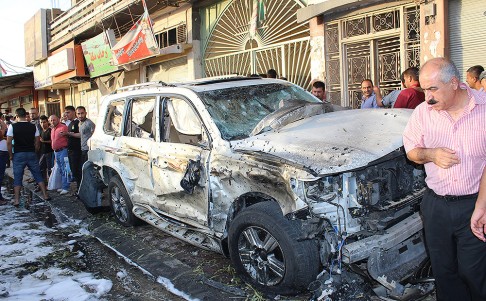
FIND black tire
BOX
[108,177,142,226]
[228,201,319,295]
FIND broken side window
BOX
[163,97,206,146]
[104,99,125,137]
[126,96,156,140]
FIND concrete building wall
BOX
[421,0,448,62]
[309,16,325,82]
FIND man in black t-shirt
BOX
[39,115,53,183]
[6,108,50,206]
[62,106,82,192]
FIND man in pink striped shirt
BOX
[403,57,486,301]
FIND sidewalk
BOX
[4,167,256,301]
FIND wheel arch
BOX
[101,165,136,195]
[220,192,282,257]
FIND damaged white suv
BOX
[79,77,432,299]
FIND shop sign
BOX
[48,48,75,77]
[33,60,53,89]
[111,11,159,65]
[81,30,119,78]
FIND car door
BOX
[150,95,210,226]
[117,95,158,193]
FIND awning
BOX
[296,0,383,23]
[0,72,34,100]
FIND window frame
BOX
[123,95,157,141]
[159,94,211,149]
[103,98,126,137]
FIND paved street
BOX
[1,168,310,301]
[0,168,436,301]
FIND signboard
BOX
[33,60,53,89]
[81,30,119,78]
[111,11,159,65]
[48,48,75,77]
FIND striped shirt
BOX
[403,83,486,196]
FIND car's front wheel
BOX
[108,177,141,227]
[228,201,319,295]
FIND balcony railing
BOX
[49,0,140,50]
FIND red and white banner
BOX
[111,10,159,65]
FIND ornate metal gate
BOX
[325,6,421,108]
[204,0,311,89]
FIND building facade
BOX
[8,0,484,115]
[298,0,486,108]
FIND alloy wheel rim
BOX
[237,226,285,286]
[111,186,128,223]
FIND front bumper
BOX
[341,212,423,264]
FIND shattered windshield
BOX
[197,83,320,140]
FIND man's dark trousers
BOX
[68,149,82,188]
[421,188,486,301]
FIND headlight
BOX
[291,176,343,203]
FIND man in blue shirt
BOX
[360,79,381,109]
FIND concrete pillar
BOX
[188,7,203,79]
[421,0,448,63]
[309,15,325,82]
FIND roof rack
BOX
[112,81,173,94]
[179,75,261,86]
[196,74,240,81]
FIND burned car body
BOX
[79,78,430,299]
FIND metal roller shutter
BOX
[448,0,486,81]
[146,56,188,83]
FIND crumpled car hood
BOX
[231,109,412,176]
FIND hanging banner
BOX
[81,30,119,78]
[111,11,159,65]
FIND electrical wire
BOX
[0,59,32,74]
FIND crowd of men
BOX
[0,106,95,207]
[307,64,486,112]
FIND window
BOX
[162,97,205,146]
[155,24,187,49]
[20,95,33,105]
[104,99,125,136]
[125,96,155,140]
[8,98,19,107]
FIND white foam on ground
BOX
[157,276,200,301]
[0,205,112,300]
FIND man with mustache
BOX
[403,57,486,301]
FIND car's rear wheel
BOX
[228,201,319,295]
[108,177,141,226]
